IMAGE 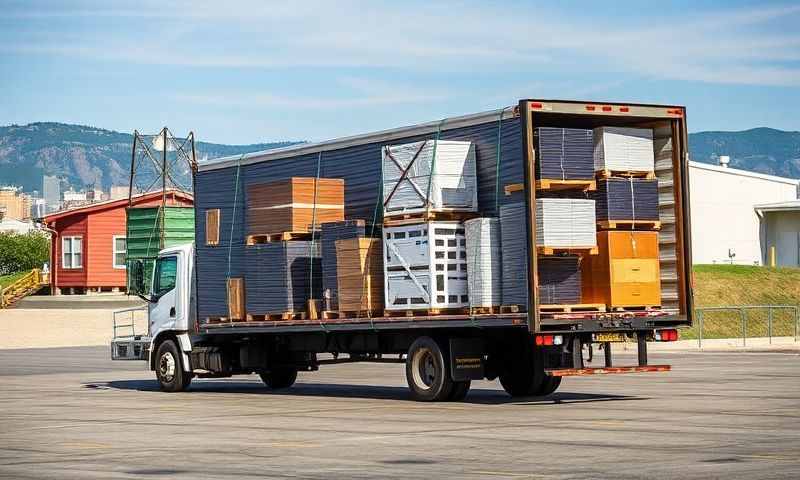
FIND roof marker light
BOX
[602,106,612,112]
[530,102,543,109]
[586,105,596,111]
[619,107,630,112]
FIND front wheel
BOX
[155,340,191,392]
[534,375,562,396]
[405,337,454,402]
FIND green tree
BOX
[0,232,50,276]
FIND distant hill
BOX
[0,122,300,193]
[688,127,800,178]
[2,122,799,193]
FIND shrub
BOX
[0,231,50,276]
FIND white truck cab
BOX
[112,243,196,391]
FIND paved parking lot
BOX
[0,347,798,479]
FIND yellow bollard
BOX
[769,245,776,267]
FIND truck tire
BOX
[498,341,544,397]
[535,375,562,396]
[155,339,190,392]
[259,368,298,389]
[448,380,471,401]
[405,337,454,402]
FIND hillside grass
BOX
[686,264,800,339]
[0,270,32,289]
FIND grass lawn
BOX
[0,270,32,289]
[685,264,800,339]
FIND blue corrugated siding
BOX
[195,117,522,319]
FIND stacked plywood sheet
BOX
[244,241,321,314]
[582,231,661,308]
[383,222,468,310]
[593,178,659,222]
[593,127,655,173]
[335,238,384,313]
[382,140,477,216]
[321,219,366,310]
[536,198,597,248]
[247,177,344,235]
[499,202,528,308]
[538,256,581,305]
[535,127,594,180]
[464,217,501,307]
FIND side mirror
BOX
[132,260,145,294]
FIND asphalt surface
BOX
[0,347,798,479]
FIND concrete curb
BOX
[612,336,800,353]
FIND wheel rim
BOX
[159,351,176,382]
[411,347,437,390]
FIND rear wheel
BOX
[535,375,562,396]
[499,339,544,397]
[448,380,471,401]
[155,340,190,392]
[259,367,298,389]
[405,337,454,402]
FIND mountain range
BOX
[1,122,798,193]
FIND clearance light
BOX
[655,329,679,341]
[586,105,597,111]
[602,106,612,112]
[530,102,543,109]
[619,107,630,112]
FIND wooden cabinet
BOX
[581,231,661,308]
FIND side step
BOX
[546,365,671,377]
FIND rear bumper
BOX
[111,337,151,360]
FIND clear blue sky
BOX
[1,0,798,144]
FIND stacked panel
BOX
[536,198,597,248]
[321,219,366,310]
[593,127,655,173]
[499,203,528,308]
[247,177,344,235]
[537,256,581,305]
[245,241,322,314]
[464,217,502,307]
[593,178,659,222]
[535,127,594,180]
[335,238,384,313]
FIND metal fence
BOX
[694,305,800,348]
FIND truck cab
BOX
[112,243,195,391]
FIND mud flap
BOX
[449,338,485,381]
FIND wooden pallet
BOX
[383,307,471,317]
[539,303,606,314]
[246,231,314,245]
[597,220,661,231]
[382,211,478,226]
[500,305,522,313]
[611,305,662,312]
[596,170,657,180]
[246,311,307,321]
[321,310,380,319]
[537,179,596,192]
[537,245,599,256]
[205,317,230,324]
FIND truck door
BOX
[150,255,180,334]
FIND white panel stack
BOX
[593,127,655,173]
[536,198,597,248]
[383,221,468,310]
[382,140,478,216]
[464,218,501,307]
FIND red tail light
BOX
[535,335,562,346]
[656,329,678,341]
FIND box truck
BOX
[112,99,692,401]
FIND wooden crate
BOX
[247,177,344,235]
[335,238,384,313]
[581,231,661,309]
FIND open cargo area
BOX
[193,99,691,335]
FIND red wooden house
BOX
[42,191,193,295]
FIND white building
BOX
[688,161,799,265]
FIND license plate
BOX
[594,333,626,343]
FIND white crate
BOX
[383,221,469,310]
[382,140,477,217]
[593,127,655,173]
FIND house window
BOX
[113,236,127,269]
[62,236,83,269]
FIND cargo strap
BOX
[226,155,243,279]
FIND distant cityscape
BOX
[0,175,130,233]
